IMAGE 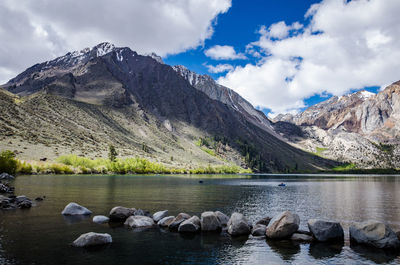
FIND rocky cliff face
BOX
[1,42,337,172]
[274,82,400,168]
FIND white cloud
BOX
[0,0,231,84]
[205,63,234,73]
[219,0,400,115]
[204,45,246,60]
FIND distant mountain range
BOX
[0,42,336,172]
[274,82,400,168]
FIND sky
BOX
[1,0,400,116]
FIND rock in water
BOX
[109,206,135,221]
[0,173,14,180]
[201,211,222,231]
[158,216,175,227]
[178,216,201,233]
[227,212,251,236]
[308,219,344,242]
[16,196,32,209]
[124,216,154,228]
[61,202,92,215]
[291,233,313,242]
[133,209,151,217]
[93,215,110,224]
[72,232,112,247]
[153,210,169,222]
[168,213,191,230]
[266,211,300,239]
[251,224,267,237]
[215,211,229,226]
[256,217,272,226]
[350,220,400,249]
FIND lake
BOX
[1,174,400,264]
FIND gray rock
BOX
[153,210,169,222]
[0,183,12,193]
[308,219,344,242]
[256,217,272,226]
[61,202,92,215]
[291,233,313,242]
[227,212,251,236]
[201,211,222,231]
[133,208,151,217]
[93,215,109,224]
[251,224,266,236]
[215,211,229,226]
[109,206,135,221]
[169,213,191,230]
[16,196,32,209]
[350,220,400,249]
[297,229,312,236]
[158,216,175,227]
[0,173,14,180]
[266,211,300,239]
[396,231,400,241]
[72,232,112,247]
[178,216,201,233]
[124,215,155,228]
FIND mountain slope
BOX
[1,43,338,172]
[274,82,400,168]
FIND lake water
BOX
[1,174,400,264]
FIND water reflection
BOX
[309,241,344,259]
[350,243,399,264]
[266,239,300,261]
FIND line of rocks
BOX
[62,203,400,252]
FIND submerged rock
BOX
[158,216,175,227]
[266,211,300,239]
[124,215,154,228]
[201,211,221,231]
[61,202,92,215]
[227,212,251,236]
[93,215,110,224]
[109,206,135,221]
[256,217,272,226]
[251,224,267,237]
[168,213,191,230]
[350,220,400,249]
[178,216,201,233]
[72,232,112,247]
[16,196,32,209]
[215,211,229,226]
[153,210,169,222]
[308,219,344,242]
[291,233,313,242]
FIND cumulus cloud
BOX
[0,0,231,83]
[205,45,246,60]
[204,63,234,73]
[219,0,400,115]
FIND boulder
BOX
[93,215,110,224]
[215,211,229,226]
[256,217,272,226]
[251,224,266,236]
[266,211,300,239]
[158,216,175,227]
[308,219,344,242]
[291,233,313,242]
[61,202,92,215]
[124,215,154,228]
[133,208,151,217]
[178,216,201,233]
[201,211,222,231]
[0,173,14,180]
[396,231,400,241]
[153,210,169,222]
[109,206,135,221]
[350,221,400,249]
[168,213,191,230]
[16,196,32,209]
[227,212,251,236]
[72,232,112,247]
[0,183,11,193]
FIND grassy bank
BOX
[321,163,400,174]
[1,152,252,175]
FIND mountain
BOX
[0,42,337,172]
[274,82,400,168]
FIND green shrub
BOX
[0,150,18,174]
[16,160,33,174]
